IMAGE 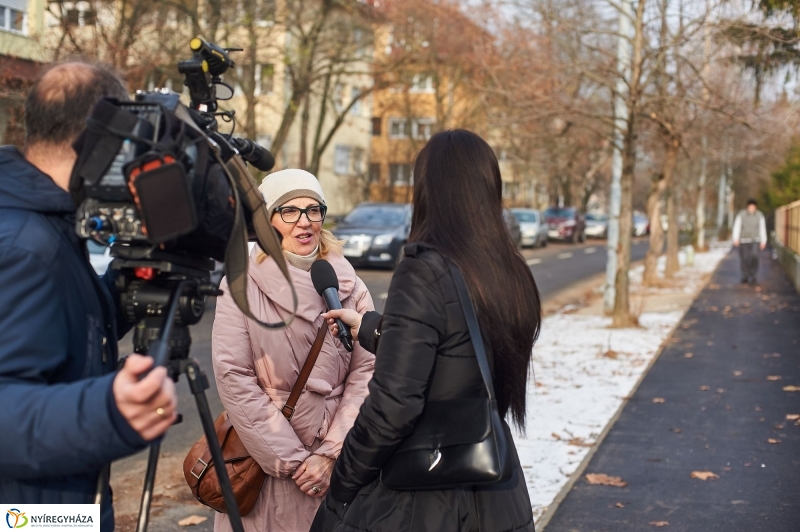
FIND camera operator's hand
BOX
[322,309,363,340]
[292,454,335,498]
[113,354,178,441]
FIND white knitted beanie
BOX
[258,169,327,213]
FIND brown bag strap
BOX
[189,413,232,484]
[281,323,327,421]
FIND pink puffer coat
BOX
[211,248,375,532]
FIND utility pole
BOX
[604,0,632,313]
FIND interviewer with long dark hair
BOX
[311,129,541,532]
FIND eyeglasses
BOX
[275,204,327,224]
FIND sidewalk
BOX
[544,249,800,531]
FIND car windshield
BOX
[545,208,575,218]
[512,210,538,223]
[586,214,607,222]
[343,205,406,227]
[86,241,106,255]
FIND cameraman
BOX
[0,63,177,530]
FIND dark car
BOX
[503,209,523,249]
[332,202,412,268]
[544,206,586,243]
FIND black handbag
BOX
[379,262,514,491]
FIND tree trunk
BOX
[299,93,310,170]
[643,174,666,285]
[665,184,679,277]
[611,0,646,328]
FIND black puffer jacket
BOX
[311,243,534,532]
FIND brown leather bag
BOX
[183,323,328,515]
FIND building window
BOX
[390,163,412,185]
[389,118,409,139]
[256,63,274,95]
[334,146,352,175]
[0,2,26,34]
[410,74,434,93]
[351,87,361,115]
[371,117,382,136]
[368,163,381,183]
[412,118,435,140]
[333,84,345,112]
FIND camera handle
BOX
[134,281,245,532]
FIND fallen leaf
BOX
[774,424,785,429]
[615,502,625,509]
[178,516,208,527]
[551,432,562,441]
[568,438,595,448]
[684,352,694,358]
[767,438,781,444]
[699,386,710,391]
[786,414,800,420]
[767,376,782,381]
[586,473,627,487]
[733,371,743,376]
[650,521,669,527]
[716,388,725,394]
[691,471,719,481]
[744,462,751,467]
[783,386,800,392]
[669,427,682,433]
[653,398,665,403]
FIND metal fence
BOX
[775,199,800,256]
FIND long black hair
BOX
[409,129,541,428]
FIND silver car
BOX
[511,208,548,248]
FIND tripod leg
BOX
[186,361,245,532]
[136,442,161,532]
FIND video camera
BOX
[68,39,297,532]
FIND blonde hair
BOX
[256,229,343,264]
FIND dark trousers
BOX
[739,242,760,282]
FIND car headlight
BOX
[373,234,394,247]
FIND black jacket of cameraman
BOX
[311,243,534,532]
[0,147,147,531]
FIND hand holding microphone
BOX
[322,308,363,340]
[311,259,354,352]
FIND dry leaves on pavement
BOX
[177,515,208,527]
[691,471,719,481]
[786,414,800,420]
[650,522,669,527]
[767,438,781,444]
[653,398,665,403]
[783,385,800,392]
[767,376,782,381]
[615,502,625,508]
[684,352,694,358]
[585,473,627,487]
[699,386,710,391]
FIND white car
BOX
[87,240,113,275]
[511,208,548,248]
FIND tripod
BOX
[110,252,245,532]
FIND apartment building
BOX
[0,0,46,144]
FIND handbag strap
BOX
[281,323,328,421]
[448,262,496,401]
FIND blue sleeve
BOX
[0,248,147,479]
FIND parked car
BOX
[502,209,523,249]
[511,208,548,248]
[332,202,412,268]
[544,207,586,243]
[584,213,609,239]
[633,212,649,236]
[87,240,113,275]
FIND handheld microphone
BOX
[310,259,354,352]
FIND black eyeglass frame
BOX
[274,204,328,224]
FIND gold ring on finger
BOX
[156,407,166,418]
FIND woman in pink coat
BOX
[211,169,375,532]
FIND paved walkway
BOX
[545,249,800,532]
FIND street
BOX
[111,238,649,528]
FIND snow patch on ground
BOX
[516,244,730,524]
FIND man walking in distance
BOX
[732,198,768,285]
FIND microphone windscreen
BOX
[311,259,339,295]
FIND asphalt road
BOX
[111,237,649,529]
